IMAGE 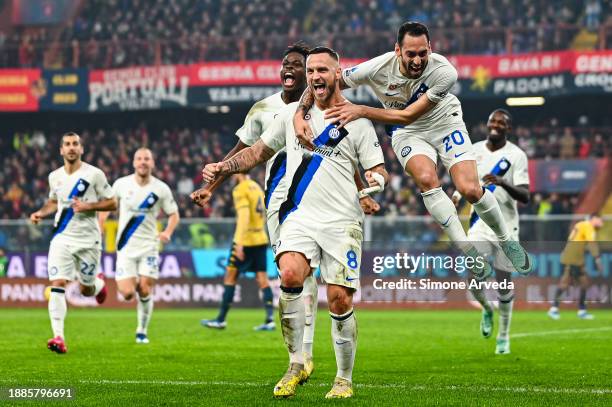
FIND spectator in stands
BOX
[559,127,576,159]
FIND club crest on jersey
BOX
[329,128,341,139]
[499,160,509,170]
[401,146,412,157]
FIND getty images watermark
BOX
[370,252,515,290]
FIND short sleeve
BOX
[512,150,530,186]
[260,105,291,152]
[95,170,115,200]
[342,53,391,89]
[425,63,458,104]
[48,173,56,200]
[355,120,385,170]
[235,103,263,146]
[161,184,179,215]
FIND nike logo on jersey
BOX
[385,91,400,97]
[454,152,467,158]
[345,276,359,281]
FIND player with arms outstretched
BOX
[99,148,179,344]
[548,214,604,320]
[30,132,117,354]
[201,47,388,399]
[294,21,533,278]
[453,109,530,355]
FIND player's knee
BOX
[279,266,305,287]
[415,172,439,191]
[137,284,152,298]
[80,284,95,296]
[327,287,353,315]
[457,183,482,203]
[119,288,135,300]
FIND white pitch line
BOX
[1,378,610,395]
[512,326,612,338]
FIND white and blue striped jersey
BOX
[113,175,178,256]
[342,52,462,134]
[470,140,529,233]
[261,102,384,226]
[48,162,114,248]
[235,91,289,213]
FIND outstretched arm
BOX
[192,140,249,207]
[201,140,276,183]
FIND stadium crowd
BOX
[1,118,608,222]
[0,0,609,68]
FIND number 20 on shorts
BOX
[443,130,465,152]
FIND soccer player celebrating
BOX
[548,214,604,320]
[201,47,388,399]
[99,148,179,344]
[201,173,274,331]
[30,132,117,354]
[452,109,530,355]
[192,43,378,376]
[293,21,534,278]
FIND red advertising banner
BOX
[0,69,42,111]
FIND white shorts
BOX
[47,239,101,286]
[391,119,474,171]
[274,218,363,290]
[266,209,280,252]
[116,249,160,281]
[467,221,519,274]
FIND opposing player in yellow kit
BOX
[201,173,274,330]
[548,214,604,320]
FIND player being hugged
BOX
[201,47,388,399]
[294,21,534,279]
[99,148,179,344]
[30,132,117,354]
[452,109,530,355]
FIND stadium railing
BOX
[0,215,609,252]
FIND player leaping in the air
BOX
[293,21,534,279]
[201,47,388,399]
[99,148,180,344]
[30,132,117,354]
[452,109,530,355]
[191,43,378,378]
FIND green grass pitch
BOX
[1,308,611,406]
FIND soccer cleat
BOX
[577,310,594,320]
[466,247,492,280]
[304,356,314,380]
[500,240,534,275]
[480,308,494,338]
[547,307,561,320]
[273,363,307,398]
[253,321,276,331]
[95,273,107,304]
[47,336,67,354]
[325,377,353,399]
[136,333,149,344]
[495,338,511,355]
[200,319,227,329]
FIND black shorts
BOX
[562,264,586,279]
[227,242,268,273]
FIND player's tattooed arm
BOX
[30,199,58,224]
[294,88,316,150]
[201,140,275,183]
[191,140,250,207]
